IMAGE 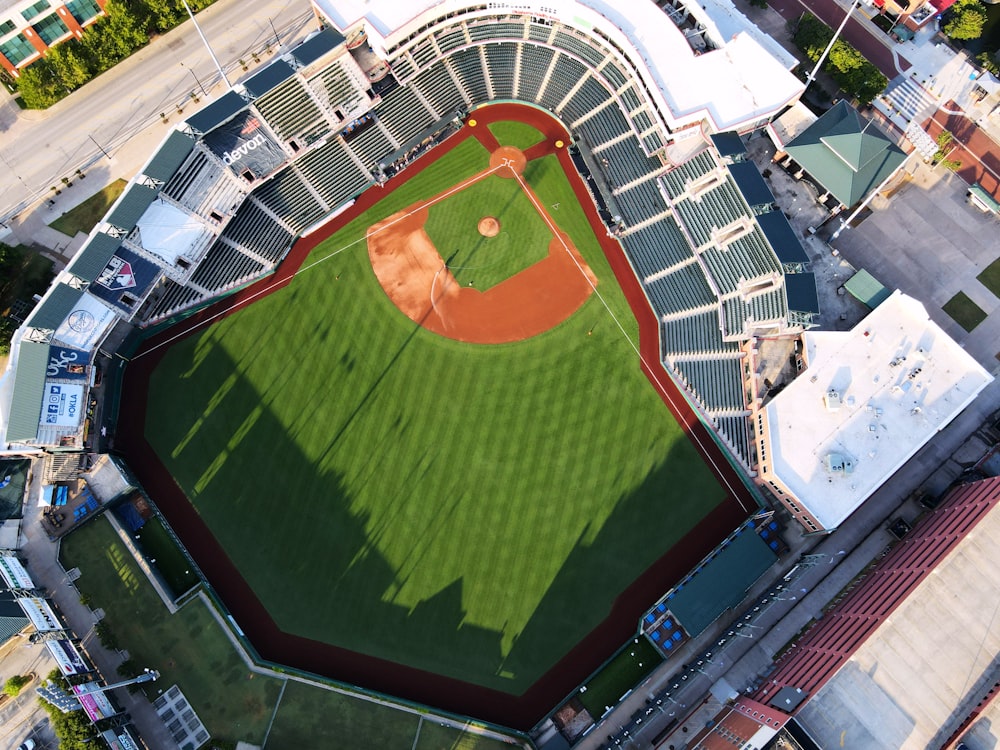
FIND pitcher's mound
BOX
[478,217,500,237]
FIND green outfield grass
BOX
[424,173,552,290]
[488,121,544,151]
[145,124,728,694]
[135,515,199,598]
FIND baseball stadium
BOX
[1,0,823,734]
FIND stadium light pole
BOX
[180,0,231,91]
[803,0,864,92]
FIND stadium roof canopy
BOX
[710,131,747,158]
[4,341,48,443]
[756,211,809,265]
[25,283,83,332]
[784,101,907,207]
[106,183,159,232]
[665,526,775,637]
[142,130,197,184]
[727,162,773,208]
[185,90,247,135]
[762,291,992,530]
[784,273,819,315]
[312,0,804,133]
[243,58,296,98]
[755,477,1000,748]
[66,232,121,283]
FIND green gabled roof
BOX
[66,232,120,283]
[5,341,49,443]
[0,615,27,644]
[844,268,892,309]
[785,101,907,207]
[25,283,83,331]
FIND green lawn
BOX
[943,291,987,332]
[49,179,127,237]
[145,126,727,694]
[135,515,199,598]
[487,121,544,151]
[424,173,552,290]
[576,637,662,719]
[265,680,419,748]
[60,519,283,746]
[415,721,517,750]
[977,256,1000,298]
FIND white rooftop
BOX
[313,0,803,132]
[764,291,992,530]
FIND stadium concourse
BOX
[0,0,952,740]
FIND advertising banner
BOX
[72,683,117,722]
[41,383,84,428]
[53,293,118,351]
[46,639,89,676]
[0,555,34,589]
[17,596,61,631]
[202,111,286,181]
[89,247,159,312]
[46,346,89,381]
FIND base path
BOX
[115,102,758,731]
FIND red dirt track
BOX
[115,103,756,731]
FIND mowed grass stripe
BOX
[146,127,726,693]
[487,120,544,151]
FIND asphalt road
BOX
[0,0,316,222]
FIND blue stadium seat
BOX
[662,640,672,650]
[646,614,655,624]
[657,603,666,613]
[651,631,660,641]
[672,631,682,642]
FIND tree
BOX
[3,674,30,696]
[793,14,888,105]
[944,0,987,40]
[139,0,184,33]
[15,61,63,109]
[976,51,999,75]
[47,42,91,91]
[97,0,148,64]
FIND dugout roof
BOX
[667,526,776,637]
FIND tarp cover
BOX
[202,110,286,181]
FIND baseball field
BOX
[123,104,750,725]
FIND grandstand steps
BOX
[591,129,634,155]
[710,409,751,419]
[443,57,472,107]
[479,46,495,100]
[289,164,332,213]
[535,49,562,105]
[667,350,744,363]
[217,235,273,269]
[513,43,523,99]
[618,209,673,236]
[556,72,590,116]
[410,83,440,120]
[376,119,400,150]
[245,196,296,236]
[659,302,718,322]
[568,92,615,130]
[644,255,698,284]
[341,135,376,178]
[611,167,668,196]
